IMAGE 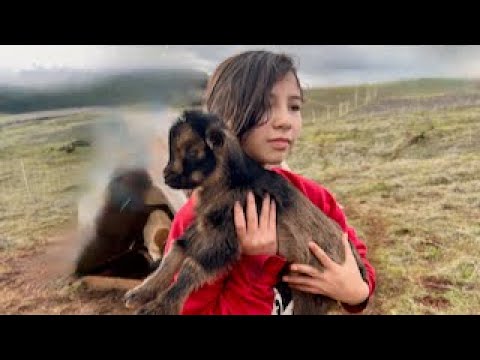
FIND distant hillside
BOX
[305,78,480,100]
[373,78,480,97]
[302,77,480,115]
[0,69,208,114]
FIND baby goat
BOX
[124,110,368,315]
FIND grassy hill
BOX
[288,77,480,314]
[0,77,478,314]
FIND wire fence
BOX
[305,86,379,124]
[0,158,89,247]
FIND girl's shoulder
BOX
[270,167,341,212]
[270,167,326,194]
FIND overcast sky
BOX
[1,45,479,87]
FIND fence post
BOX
[20,159,32,199]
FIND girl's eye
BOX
[290,104,301,111]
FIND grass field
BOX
[0,112,97,250]
[289,78,480,314]
[0,78,479,314]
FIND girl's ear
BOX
[206,126,225,150]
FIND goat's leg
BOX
[135,257,220,315]
[124,242,186,309]
[291,290,336,315]
[136,233,240,315]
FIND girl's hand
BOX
[283,233,369,306]
[234,191,278,256]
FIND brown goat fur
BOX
[124,110,368,315]
[75,168,173,278]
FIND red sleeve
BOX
[272,168,377,313]
[164,196,286,315]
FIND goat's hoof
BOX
[135,299,179,315]
[124,286,157,309]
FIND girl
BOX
[162,50,376,315]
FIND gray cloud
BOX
[1,45,479,87]
[84,45,480,86]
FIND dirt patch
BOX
[343,201,392,314]
[414,295,451,310]
[421,276,454,293]
[0,228,136,315]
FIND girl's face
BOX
[241,71,303,167]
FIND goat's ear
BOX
[206,126,225,150]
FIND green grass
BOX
[0,113,98,250]
[287,79,480,314]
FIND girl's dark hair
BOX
[203,50,303,140]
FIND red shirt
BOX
[163,168,376,315]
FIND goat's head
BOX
[163,110,229,189]
[107,168,152,212]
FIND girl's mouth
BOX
[268,138,290,150]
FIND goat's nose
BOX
[163,165,171,177]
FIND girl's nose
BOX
[271,108,292,129]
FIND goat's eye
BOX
[187,149,198,158]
